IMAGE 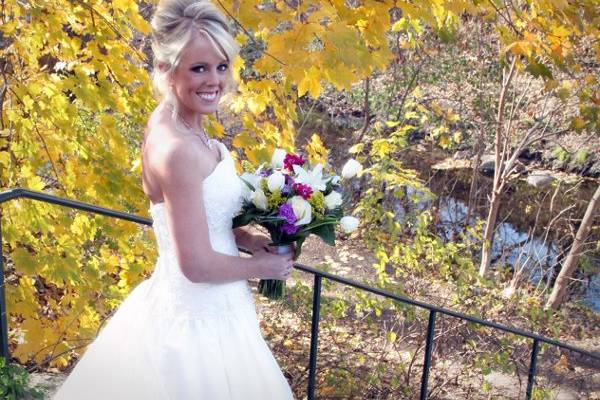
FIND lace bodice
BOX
[146,140,253,319]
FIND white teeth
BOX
[198,92,217,101]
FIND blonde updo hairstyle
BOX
[151,0,239,100]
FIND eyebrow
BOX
[189,60,229,67]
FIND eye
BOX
[217,63,229,72]
[191,65,206,73]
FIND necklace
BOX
[177,113,213,150]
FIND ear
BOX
[157,62,170,73]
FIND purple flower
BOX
[281,222,299,235]
[281,184,293,196]
[278,203,297,224]
[259,168,272,177]
[281,174,295,195]
[333,185,344,194]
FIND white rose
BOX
[267,171,285,192]
[340,216,359,233]
[271,148,287,169]
[324,191,343,210]
[341,159,363,179]
[288,196,312,226]
[250,189,268,210]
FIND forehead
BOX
[178,33,227,65]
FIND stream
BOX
[399,153,600,312]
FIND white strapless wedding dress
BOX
[54,141,294,399]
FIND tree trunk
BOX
[545,184,600,310]
[479,189,502,276]
[478,57,516,277]
[358,77,370,142]
[466,136,484,225]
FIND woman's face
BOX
[170,33,230,120]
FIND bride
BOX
[54,0,295,398]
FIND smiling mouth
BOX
[197,91,219,102]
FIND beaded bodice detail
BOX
[146,140,253,319]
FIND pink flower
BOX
[293,183,313,200]
[283,153,306,171]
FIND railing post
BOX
[525,339,540,399]
[420,310,437,400]
[307,274,322,400]
[0,216,10,360]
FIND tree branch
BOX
[214,0,286,66]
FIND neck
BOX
[177,108,203,131]
[163,101,204,131]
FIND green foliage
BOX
[0,358,43,400]
[573,149,589,166]
[552,147,570,163]
[1,2,598,394]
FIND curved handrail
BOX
[0,188,598,399]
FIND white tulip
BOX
[240,183,252,202]
[271,148,287,169]
[240,172,261,190]
[324,191,343,210]
[288,196,312,226]
[341,159,363,179]
[267,171,285,192]
[340,216,359,233]
[251,189,268,210]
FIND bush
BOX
[0,358,43,400]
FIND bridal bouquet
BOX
[233,148,362,299]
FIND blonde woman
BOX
[54,0,295,398]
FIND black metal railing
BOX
[1,188,599,399]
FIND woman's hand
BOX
[247,233,275,254]
[252,249,294,280]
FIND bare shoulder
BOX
[144,114,204,182]
[148,133,203,183]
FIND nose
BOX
[206,68,219,86]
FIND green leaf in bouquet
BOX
[233,207,270,228]
[232,211,257,228]
[294,237,306,259]
[256,215,286,223]
[312,223,336,245]
[297,217,339,234]
[240,177,257,191]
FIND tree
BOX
[546,184,600,310]
[0,0,598,368]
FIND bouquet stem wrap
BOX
[258,244,292,299]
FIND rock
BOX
[478,154,496,177]
[518,148,542,161]
[526,173,555,188]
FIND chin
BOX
[196,104,220,115]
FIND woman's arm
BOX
[151,138,292,283]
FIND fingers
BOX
[267,246,278,254]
